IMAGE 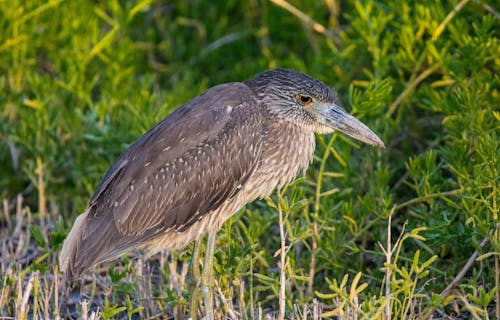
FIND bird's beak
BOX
[311,103,385,148]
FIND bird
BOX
[60,68,384,280]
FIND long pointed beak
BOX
[317,103,385,148]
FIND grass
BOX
[1,0,499,318]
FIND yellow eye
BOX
[297,95,313,105]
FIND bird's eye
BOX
[297,95,313,105]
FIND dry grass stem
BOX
[441,222,499,299]
[278,198,286,320]
[432,0,470,41]
[386,64,440,117]
[269,0,340,45]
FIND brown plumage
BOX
[60,69,384,278]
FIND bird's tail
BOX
[59,209,129,279]
[59,210,88,278]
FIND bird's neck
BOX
[253,120,316,194]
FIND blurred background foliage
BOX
[0,0,499,318]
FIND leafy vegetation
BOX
[1,0,498,318]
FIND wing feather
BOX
[74,82,263,266]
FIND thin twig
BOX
[36,157,46,217]
[474,0,500,19]
[270,0,326,34]
[386,65,440,117]
[378,209,408,320]
[216,284,239,319]
[440,233,493,298]
[423,222,500,318]
[278,196,286,320]
[394,188,463,212]
[457,294,482,320]
[432,0,470,41]
[3,199,12,230]
[269,0,340,45]
[54,265,60,320]
[493,183,499,320]
[495,253,499,319]
[384,208,394,320]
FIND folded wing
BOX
[60,82,264,278]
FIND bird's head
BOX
[245,69,384,148]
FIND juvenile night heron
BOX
[60,69,384,281]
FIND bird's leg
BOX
[189,240,202,320]
[201,230,217,319]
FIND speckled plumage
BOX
[60,69,384,278]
